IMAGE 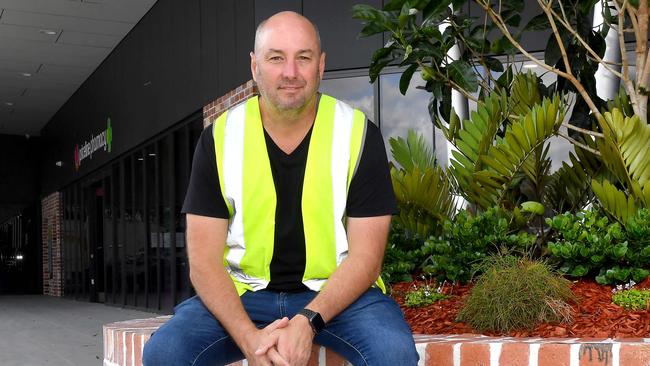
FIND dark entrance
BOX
[87,181,105,303]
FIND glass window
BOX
[123,156,135,306]
[113,164,123,305]
[379,71,436,163]
[320,76,375,122]
[134,151,147,308]
[159,136,174,311]
[146,143,160,309]
[103,175,113,303]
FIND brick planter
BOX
[103,318,650,366]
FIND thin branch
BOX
[475,0,605,125]
[586,57,623,67]
[539,0,573,77]
[416,60,480,103]
[475,1,560,75]
[546,2,624,79]
[557,132,602,156]
[561,122,605,138]
[614,0,641,116]
[453,30,497,89]
[449,79,480,103]
[557,0,571,29]
[634,0,649,120]
[640,50,650,96]
[623,2,645,89]
[633,1,648,81]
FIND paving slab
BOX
[0,295,158,366]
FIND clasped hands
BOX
[245,315,315,366]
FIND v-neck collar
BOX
[260,93,321,158]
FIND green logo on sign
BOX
[106,118,113,153]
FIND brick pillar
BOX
[203,80,258,128]
[42,192,63,297]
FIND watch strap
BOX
[297,308,325,334]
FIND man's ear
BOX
[250,52,258,82]
[319,52,326,80]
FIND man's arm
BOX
[305,215,390,320]
[257,215,391,365]
[186,213,290,366]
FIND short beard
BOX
[257,70,321,116]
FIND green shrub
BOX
[382,224,427,284]
[457,255,575,333]
[404,286,448,308]
[546,208,650,284]
[612,288,650,311]
[420,208,536,283]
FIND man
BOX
[143,11,418,366]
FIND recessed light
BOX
[4,102,14,106]
[20,72,32,77]
[39,29,57,35]
[523,63,538,69]
[148,153,156,157]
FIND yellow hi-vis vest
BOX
[212,94,385,295]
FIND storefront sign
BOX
[74,118,113,170]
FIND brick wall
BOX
[203,80,257,128]
[41,192,62,297]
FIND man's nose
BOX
[281,58,298,79]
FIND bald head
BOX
[254,11,322,55]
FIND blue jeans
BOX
[143,288,418,366]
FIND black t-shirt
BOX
[181,118,397,292]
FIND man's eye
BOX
[269,56,283,62]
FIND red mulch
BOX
[391,276,650,338]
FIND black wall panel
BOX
[0,135,40,222]
[234,0,256,87]
[39,0,207,195]
[199,0,219,105]
[304,0,383,71]
[254,0,302,26]
[38,0,553,196]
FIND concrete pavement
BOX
[0,295,159,366]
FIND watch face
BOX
[300,308,325,334]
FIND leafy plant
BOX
[591,109,650,225]
[390,130,457,238]
[457,255,575,333]
[404,284,448,307]
[546,208,650,284]
[612,288,650,311]
[420,207,536,283]
[382,223,427,284]
[453,94,566,210]
[544,136,603,214]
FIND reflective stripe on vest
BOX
[213,94,384,295]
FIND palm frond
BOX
[467,95,566,209]
[389,129,437,172]
[592,180,637,224]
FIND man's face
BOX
[251,15,325,113]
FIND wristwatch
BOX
[297,308,325,335]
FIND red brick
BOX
[125,331,135,365]
[461,342,490,365]
[620,344,650,366]
[500,343,530,366]
[133,334,144,366]
[578,343,613,365]
[306,346,321,366]
[325,348,346,366]
[539,343,570,366]
[426,342,455,366]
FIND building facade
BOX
[0,0,565,311]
